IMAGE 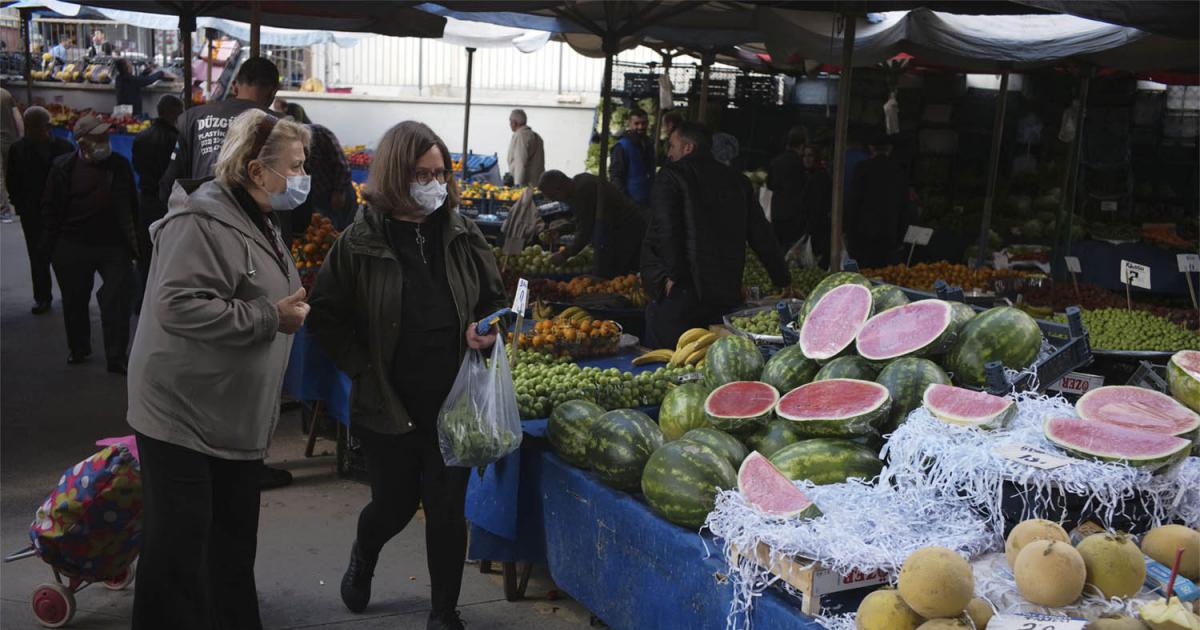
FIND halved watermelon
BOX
[1075,386,1200,437]
[923,383,1016,429]
[705,381,779,434]
[737,451,821,518]
[799,283,873,361]
[1044,417,1191,468]
[775,379,891,437]
[856,299,956,362]
[1168,350,1200,414]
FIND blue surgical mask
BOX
[265,165,310,211]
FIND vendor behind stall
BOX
[540,169,646,278]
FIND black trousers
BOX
[51,239,132,362]
[645,284,731,349]
[133,432,264,630]
[355,426,471,616]
[19,213,53,304]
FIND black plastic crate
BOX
[621,72,660,99]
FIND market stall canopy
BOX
[1014,0,1200,40]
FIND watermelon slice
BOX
[775,379,891,437]
[856,299,956,362]
[1168,350,1200,414]
[737,451,821,518]
[923,383,1016,429]
[799,283,873,361]
[1075,386,1200,437]
[1044,417,1191,468]
[704,381,779,434]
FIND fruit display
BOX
[657,383,709,441]
[1014,539,1086,607]
[800,284,873,361]
[1051,308,1200,352]
[343,145,371,167]
[634,327,720,368]
[352,181,366,205]
[800,271,873,320]
[759,345,820,397]
[1023,282,1197,330]
[856,589,924,630]
[875,358,952,430]
[587,408,664,491]
[547,399,605,469]
[871,283,910,313]
[530,273,646,307]
[704,335,764,389]
[1076,533,1146,600]
[897,547,975,619]
[505,307,622,359]
[1004,519,1071,568]
[1139,596,1200,630]
[703,381,779,434]
[290,214,339,288]
[1140,524,1200,581]
[510,353,694,419]
[1168,350,1200,413]
[494,244,592,275]
[680,428,748,470]
[814,355,879,381]
[863,262,1028,292]
[45,105,151,134]
[922,383,1015,430]
[774,379,892,438]
[641,439,737,529]
[736,451,821,518]
[461,181,528,207]
[729,309,781,337]
[944,307,1043,387]
[767,438,883,485]
[856,299,957,362]
[791,266,832,298]
[741,420,804,459]
[1043,416,1191,468]
[1076,386,1200,437]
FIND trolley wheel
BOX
[30,583,75,628]
[103,562,136,590]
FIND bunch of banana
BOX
[554,306,594,324]
[633,328,719,367]
[531,300,556,321]
[1017,303,1054,320]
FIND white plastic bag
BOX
[437,337,522,467]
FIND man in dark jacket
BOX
[610,108,654,206]
[845,134,913,268]
[133,95,182,228]
[43,114,140,373]
[5,106,74,313]
[641,122,790,348]
[540,169,646,278]
[158,57,279,203]
[798,144,834,268]
[767,126,808,249]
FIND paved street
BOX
[0,221,591,629]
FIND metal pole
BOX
[975,70,1010,268]
[181,13,194,109]
[698,54,712,121]
[557,41,564,95]
[461,47,475,176]
[653,51,672,164]
[598,40,615,182]
[1052,71,1092,280]
[19,8,33,105]
[250,0,261,58]
[828,14,857,271]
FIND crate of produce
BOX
[723,300,803,345]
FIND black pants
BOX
[645,284,731,349]
[133,432,263,630]
[51,239,132,362]
[19,213,53,304]
[355,426,471,617]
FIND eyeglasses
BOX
[414,168,449,184]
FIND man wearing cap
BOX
[42,114,140,373]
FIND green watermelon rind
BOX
[760,345,820,394]
[869,283,910,313]
[641,440,738,529]
[922,383,1016,430]
[587,409,665,491]
[741,419,806,458]
[875,358,951,432]
[945,306,1043,387]
[799,272,872,320]
[768,438,884,485]
[775,379,892,438]
[799,283,874,362]
[658,383,711,441]
[548,400,606,469]
[1167,350,1200,415]
[704,335,765,389]
[813,355,879,381]
[856,299,956,363]
[948,302,977,335]
[680,427,749,469]
[1043,417,1192,469]
[704,381,780,434]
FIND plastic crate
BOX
[734,74,777,106]
[621,72,659,99]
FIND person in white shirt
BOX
[506,108,544,187]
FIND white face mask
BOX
[410,179,448,215]
[264,165,310,211]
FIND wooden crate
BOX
[730,542,890,615]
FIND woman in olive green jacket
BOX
[306,121,506,630]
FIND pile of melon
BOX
[858,546,993,630]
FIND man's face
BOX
[666,130,693,163]
[627,115,648,136]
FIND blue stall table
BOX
[282,323,351,426]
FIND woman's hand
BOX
[277,288,310,334]
[466,323,497,350]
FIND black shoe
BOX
[31,301,50,315]
[107,361,127,375]
[340,541,378,613]
[67,351,92,365]
[259,464,293,490]
[427,610,465,630]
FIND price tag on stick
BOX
[1120,260,1151,310]
[1063,255,1082,301]
[988,612,1088,630]
[903,225,934,265]
[1179,254,1200,313]
[992,444,1074,471]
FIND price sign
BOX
[992,444,1074,470]
[903,225,934,246]
[988,613,1087,630]
[1064,256,1082,274]
[112,104,133,117]
[1121,260,1151,290]
[993,251,1010,270]
[1047,372,1104,396]
[1179,253,1200,273]
[511,278,529,317]
[1101,200,1118,212]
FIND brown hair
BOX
[364,121,460,212]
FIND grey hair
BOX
[23,105,50,126]
[510,108,527,127]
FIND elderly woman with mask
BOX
[307,121,506,630]
[126,109,311,629]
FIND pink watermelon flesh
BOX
[776,379,889,420]
[1044,416,1191,464]
[737,451,819,517]
[705,381,780,418]
[856,299,953,360]
[923,383,1014,427]
[799,284,873,360]
[1176,350,1200,379]
[1075,386,1200,436]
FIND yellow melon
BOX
[1014,539,1086,607]
[1139,597,1200,630]
[966,597,995,629]
[1005,519,1070,568]
[897,547,975,619]
[856,588,924,630]
[1141,525,1200,582]
[1076,533,1147,599]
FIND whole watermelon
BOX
[680,427,748,469]
[704,335,764,388]
[658,383,709,441]
[874,358,951,432]
[760,345,820,394]
[870,284,910,313]
[948,302,977,335]
[946,307,1043,387]
[769,439,883,485]
[742,419,805,458]
[587,409,665,491]
[641,440,737,529]
[548,399,606,468]
[813,355,879,381]
[800,271,872,320]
